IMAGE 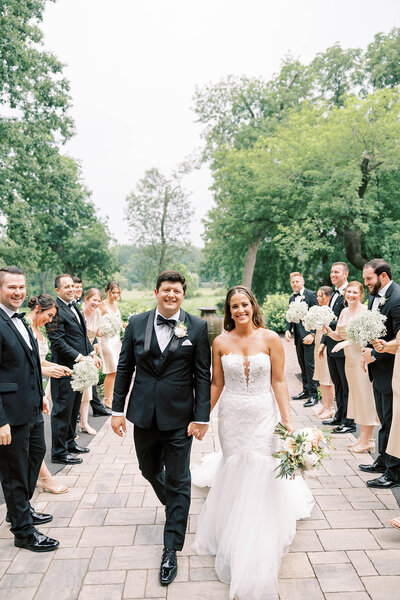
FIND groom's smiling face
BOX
[155,281,186,318]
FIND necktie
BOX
[11,312,26,320]
[157,315,176,329]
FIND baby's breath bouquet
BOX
[302,305,335,331]
[97,312,123,339]
[346,310,387,348]
[70,357,99,392]
[285,301,308,324]
[272,423,332,479]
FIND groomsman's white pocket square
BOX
[182,339,192,346]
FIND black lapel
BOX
[159,309,186,375]
[367,294,374,310]
[144,309,157,373]
[0,309,35,365]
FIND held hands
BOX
[0,424,11,445]
[284,331,291,342]
[302,333,314,346]
[111,415,127,437]
[187,422,209,441]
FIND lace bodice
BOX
[221,352,272,395]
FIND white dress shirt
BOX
[0,303,32,349]
[330,283,347,308]
[371,280,393,311]
[294,288,305,303]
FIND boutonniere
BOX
[299,295,305,301]
[379,297,387,307]
[174,321,188,338]
[339,289,345,296]
[75,301,83,311]
[23,316,32,328]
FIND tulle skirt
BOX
[192,451,314,600]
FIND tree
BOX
[366,28,400,89]
[125,167,194,285]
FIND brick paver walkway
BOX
[0,341,399,599]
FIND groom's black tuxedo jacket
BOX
[113,308,211,431]
[46,298,93,370]
[285,288,317,344]
[0,308,43,427]
[368,281,400,394]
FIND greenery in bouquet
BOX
[285,301,308,325]
[262,294,290,333]
[302,305,335,331]
[272,423,332,479]
[346,310,387,347]
[97,312,123,339]
[71,357,99,392]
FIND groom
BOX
[112,270,211,586]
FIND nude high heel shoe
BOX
[37,476,68,494]
[350,440,376,453]
[79,423,97,436]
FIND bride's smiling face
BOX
[229,293,254,326]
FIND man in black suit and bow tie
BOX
[0,266,59,552]
[359,259,400,489]
[112,270,211,586]
[46,274,101,465]
[320,262,356,434]
[285,272,319,407]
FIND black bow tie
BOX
[68,302,76,308]
[294,293,301,297]
[157,315,176,329]
[12,312,26,320]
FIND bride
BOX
[192,286,314,600]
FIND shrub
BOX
[119,300,142,322]
[262,293,290,333]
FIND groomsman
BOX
[72,276,83,303]
[285,272,319,407]
[360,258,400,489]
[0,266,59,551]
[46,274,101,464]
[321,262,355,434]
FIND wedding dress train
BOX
[192,353,314,600]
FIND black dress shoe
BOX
[332,425,357,434]
[366,475,400,489]
[291,392,308,400]
[92,406,111,417]
[303,396,319,407]
[5,508,52,526]
[14,529,59,552]
[51,454,83,465]
[68,445,90,454]
[159,547,178,586]
[322,418,341,426]
[359,460,386,473]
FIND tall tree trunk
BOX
[242,235,263,288]
[38,272,47,293]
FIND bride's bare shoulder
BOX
[213,331,234,355]
[260,328,280,343]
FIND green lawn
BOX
[119,286,226,320]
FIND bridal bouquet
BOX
[346,310,387,348]
[285,301,308,324]
[302,305,335,331]
[70,357,99,392]
[97,312,123,339]
[272,423,332,479]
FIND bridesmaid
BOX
[324,281,379,452]
[80,288,103,435]
[27,295,70,494]
[99,281,122,408]
[313,286,335,419]
[372,332,400,529]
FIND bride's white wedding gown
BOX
[192,353,314,600]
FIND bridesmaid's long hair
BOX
[224,286,265,331]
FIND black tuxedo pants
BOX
[134,419,193,551]
[0,408,45,537]
[374,388,400,480]
[327,355,353,427]
[51,377,82,458]
[295,340,318,396]
[90,385,104,412]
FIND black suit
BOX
[367,282,400,480]
[0,308,46,538]
[321,288,353,427]
[46,298,93,459]
[286,289,318,397]
[113,308,211,550]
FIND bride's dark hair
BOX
[224,286,265,331]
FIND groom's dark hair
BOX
[156,270,186,293]
[364,258,392,280]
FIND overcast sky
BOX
[42,0,400,247]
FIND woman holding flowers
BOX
[312,286,335,419]
[324,281,379,453]
[98,281,123,408]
